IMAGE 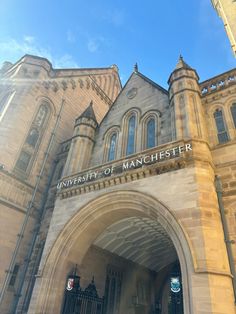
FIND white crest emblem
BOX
[170,277,181,293]
[66,278,74,291]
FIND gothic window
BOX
[231,103,236,128]
[15,101,51,174]
[34,104,48,126]
[26,128,39,147]
[15,151,32,171]
[126,115,136,155]
[108,133,117,161]
[146,118,156,148]
[104,267,122,314]
[214,109,229,143]
[137,281,147,305]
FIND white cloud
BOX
[87,36,108,53]
[23,35,35,44]
[54,54,79,68]
[0,36,79,69]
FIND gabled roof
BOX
[135,71,168,95]
[98,68,169,126]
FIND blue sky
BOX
[0,0,235,88]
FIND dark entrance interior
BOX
[61,217,184,314]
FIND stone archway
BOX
[28,190,194,314]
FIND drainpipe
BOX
[215,175,236,303]
[18,159,58,313]
[0,99,65,312]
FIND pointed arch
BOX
[29,191,194,314]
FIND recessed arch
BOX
[29,190,194,314]
[141,110,160,150]
[102,126,120,162]
[121,108,141,156]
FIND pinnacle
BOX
[175,55,192,70]
[78,100,97,122]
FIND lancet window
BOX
[126,115,136,155]
[108,133,117,161]
[231,103,236,128]
[214,109,229,144]
[15,102,51,174]
[146,118,156,148]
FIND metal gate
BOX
[62,273,104,314]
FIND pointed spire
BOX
[134,62,138,72]
[175,55,192,70]
[79,100,97,123]
[84,276,98,297]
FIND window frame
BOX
[125,114,136,156]
[103,126,120,163]
[213,108,229,144]
[230,103,236,128]
[141,111,160,150]
[14,101,51,176]
[107,132,118,162]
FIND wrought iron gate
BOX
[62,274,104,314]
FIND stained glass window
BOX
[146,118,156,148]
[214,110,229,143]
[126,115,136,155]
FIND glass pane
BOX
[26,129,39,147]
[214,110,229,143]
[35,105,48,126]
[231,104,236,128]
[108,133,117,161]
[16,151,31,171]
[147,118,156,148]
[126,116,136,155]
[215,116,225,133]
[218,132,229,143]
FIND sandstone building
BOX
[211,0,236,56]
[0,55,236,314]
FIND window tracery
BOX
[15,101,51,173]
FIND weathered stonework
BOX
[0,55,236,314]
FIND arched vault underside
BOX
[29,190,194,314]
[94,217,178,272]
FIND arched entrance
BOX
[28,191,194,314]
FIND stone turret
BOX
[63,101,98,176]
[168,56,208,141]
